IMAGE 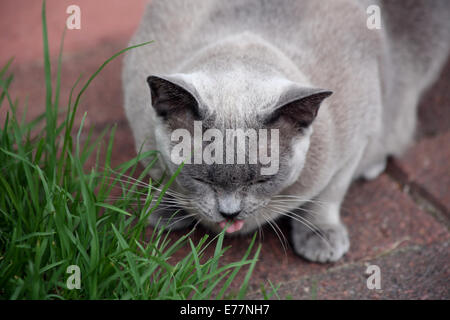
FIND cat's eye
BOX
[192,177,212,185]
[249,178,270,185]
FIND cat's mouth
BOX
[218,219,245,234]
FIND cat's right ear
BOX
[265,88,332,130]
[146,75,201,120]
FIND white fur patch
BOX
[218,193,241,214]
[284,127,313,187]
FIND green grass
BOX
[0,0,270,300]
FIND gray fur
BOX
[123,0,450,262]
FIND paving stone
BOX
[0,0,146,65]
[1,40,133,132]
[1,0,149,132]
[256,241,450,299]
[81,121,137,169]
[390,132,450,216]
[417,58,450,138]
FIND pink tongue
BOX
[219,220,244,233]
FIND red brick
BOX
[0,0,146,65]
[417,58,450,138]
[392,132,450,215]
[258,241,450,299]
[1,40,134,131]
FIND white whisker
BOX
[267,206,332,250]
[101,166,188,198]
[261,211,288,256]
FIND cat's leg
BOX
[291,152,363,263]
[361,158,387,181]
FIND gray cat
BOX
[122,0,450,262]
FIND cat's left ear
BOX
[267,88,332,129]
[146,75,201,120]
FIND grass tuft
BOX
[0,0,275,300]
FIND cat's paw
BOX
[361,159,386,181]
[291,222,349,263]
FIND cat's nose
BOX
[217,193,241,219]
[219,210,241,219]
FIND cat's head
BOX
[147,70,332,234]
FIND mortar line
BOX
[385,159,450,229]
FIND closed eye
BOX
[249,178,271,185]
[192,177,213,185]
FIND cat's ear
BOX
[146,75,201,120]
[267,88,332,129]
